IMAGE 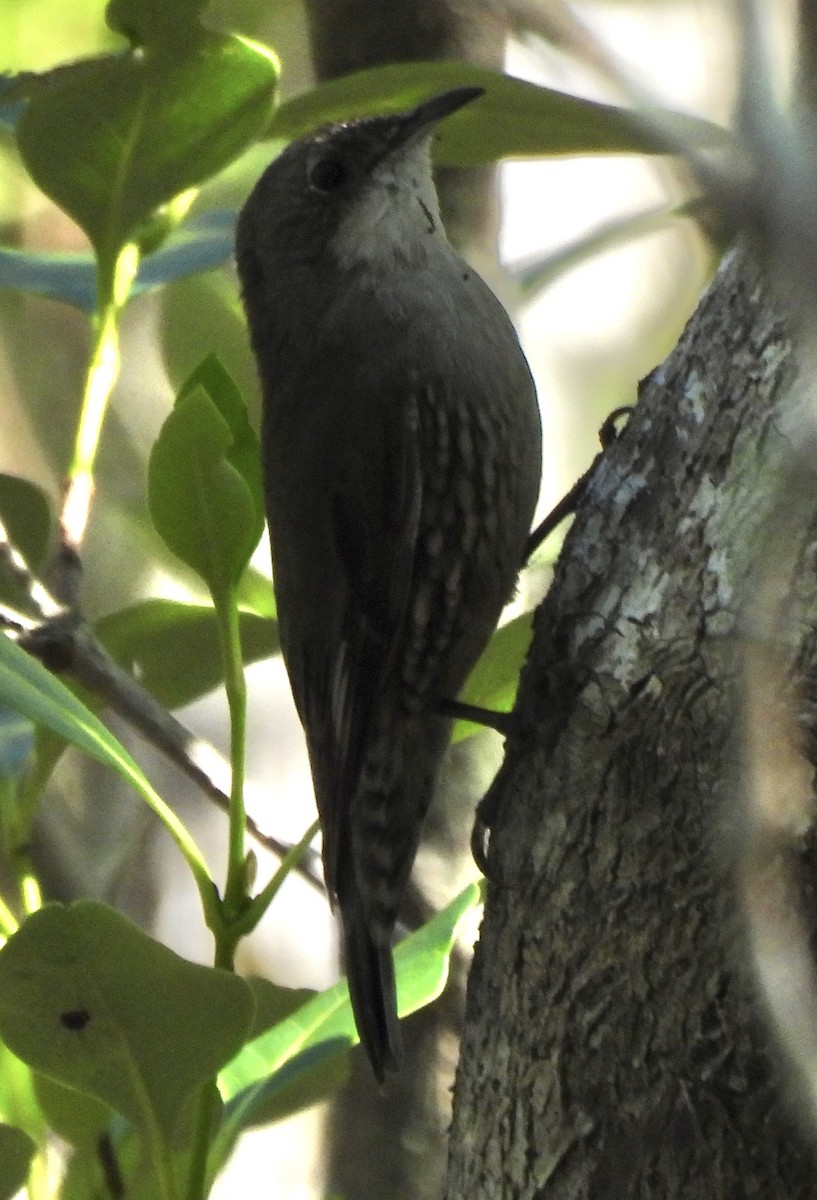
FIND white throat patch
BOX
[329,140,444,273]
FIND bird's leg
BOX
[432,487,578,736]
[524,404,632,561]
[435,696,519,736]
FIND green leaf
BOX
[32,1073,113,1151]
[0,474,53,594]
[216,882,481,1148]
[0,633,148,782]
[0,707,34,778]
[392,880,483,1013]
[0,1041,46,1148]
[211,1048,348,1180]
[178,354,264,532]
[236,566,276,619]
[58,1105,196,1200]
[452,613,534,742]
[132,188,199,258]
[243,978,316,1042]
[96,598,279,710]
[211,981,349,1168]
[148,388,261,600]
[148,353,265,610]
[59,1122,142,1200]
[239,1047,349,1128]
[15,13,277,281]
[0,1123,35,1200]
[268,62,726,166]
[0,902,254,1146]
[0,632,214,905]
[0,211,236,313]
[160,266,261,426]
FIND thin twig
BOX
[67,623,324,889]
[506,0,634,102]
[0,510,324,890]
[7,610,325,893]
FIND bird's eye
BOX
[309,157,348,193]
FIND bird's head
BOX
[236,86,483,282]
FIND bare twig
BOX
[0,527,325,894]
[505,0,633,100]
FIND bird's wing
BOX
[285,388,424,897]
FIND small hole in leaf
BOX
[61,1008,91,1032]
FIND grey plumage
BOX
[236,88,541,1080]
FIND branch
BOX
[0,523,324,893]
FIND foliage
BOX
[0,0,719,1196]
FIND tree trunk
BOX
[445,245,817,1197]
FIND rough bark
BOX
[445,245,817,1197]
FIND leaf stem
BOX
[234,817,320,939]
[186,1080,221,1200]
[215,585,248,953]
[185,588,247,1200]
[135,770,221,932]
[63,244,139,549]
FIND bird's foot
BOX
[525,404,632,561]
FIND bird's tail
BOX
[335,713,451,1080]
[340,887,401,1082]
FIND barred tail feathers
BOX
[339,885,401,1082]
[337,754,406,1082]
[336,713,451,1079]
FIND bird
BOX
[235,86,541,1080]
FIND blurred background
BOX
[0,1,738,1196]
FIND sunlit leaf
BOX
[33,1074,113,1151]
[178,354,264,533]
[236,567,276,620]
[268,62,726,166]
[0,1041,45,1149]
[0,634,149,787]
[0,633,213,901]
[15,10,277,286]
[148,388,261,601]
[215,882,481,1154]
[453,613,534,742]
